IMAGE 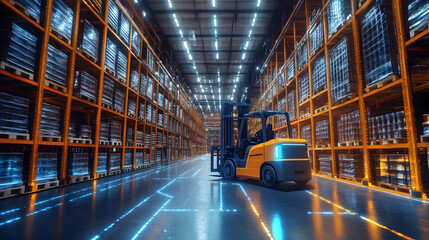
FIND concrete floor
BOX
[0,154,428,240]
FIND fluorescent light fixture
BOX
[215,40,218,50]
[168,0,173,8]
[233,89,235,93]
[174,18,179,27]
[239,65,242,69]
[173,13,176,19]
[212,0,216,7]
[242,53,246,60]
[134,0,138,3]
[179,29,183,37]
[200,84,203,88]
[188,54,192,60]
[216,53,219,59]
[248,29,252,37]
[245,40,249,49]
[197,77,200,82]
[257,0,261,7]
[193,65,196,69]
[202,89,204,93]
[142,11,146,17]
[218,77,220,82]
[183,41,189,50]
[234,85,237,88]
[214,15,217,26]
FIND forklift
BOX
[211,101,312,187]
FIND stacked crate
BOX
[311,56,327,95]
[318,154,332,175]
[51,0,73,43]
[374,154,411,187]
[301,125,312,147]
[315,119,330,147]
[337,110,362,145]
[36,152,58,182]
[296,38,308,71]
[99,121,109,142]
[109,152,121,171]
[124,150,132,168]
[0,153,24,189]
[40,103,62,138]
[107,0,119,32]
[97,152,108,173]
[79,20,99,61]
[46,45,68,87]
[113,88,124,113]
[105,38,117,74]
[126,127,133,144]
[298,71,310,103]
[136,130,144,146]
[116,50,127,83]
[67,151,89,177]
[129,71,139,92]
[309,12,324,56]
[0,92,30,138]
[102,76,115,107]
[368,110,406,143]
[128,99,136,117]
[287,90,296,121]
[408,0,429,36]
[119,13,130,44]
[74,71,98,102]
[138,102,145,120]
[146,103,152,123]
[14,0,42,22]
[286,56,295,82]
[131,28,141,56]
[338,154,364,180]
[135,151,143,167]
[108,120,122,144]
[326,0,351,37]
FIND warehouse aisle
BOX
[0,154,428,240]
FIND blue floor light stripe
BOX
[131,199,172,240]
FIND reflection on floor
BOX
[0,154,428,240]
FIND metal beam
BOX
[180,62,253,65]
[164,34,265,38]
[152,9,276,14]
[174,49,259,54]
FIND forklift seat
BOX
[237,139,252,159]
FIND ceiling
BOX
[145,0,283,113]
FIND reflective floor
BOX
[0,154,428,240]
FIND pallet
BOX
[0,131,30,140]
[299,113,311,120]
[332,93,357,106]
[69,137,92,144]
[99,140,109,145]
[328,15,351,39]
[104,66,115,76]
[78,48,97,63]
[136,165,144,169]
[138,117,145,122]
[6,0,40,23]
[50,27,71,45]
[118,77,127,84]
[0,60,34,80]
[299,96,310,105]
[136,143,144,147]
[410,19,429,38]
[379,182,410,194]
[68,175,90,184]
[313,85,327,95]
[128,113,136,119]
[420,135,429,143]
[40,135,62,142]
[123,168,132,172]
[382,138,407,145]
[365,75,400,93]
[109,170,121,176]
[0,185,25,199]
[358,0,367,8]
[101,102,113,110]
[74,93,96,104]
[96,172,108,178]
[337,141,362,147]
[315,104,328,114]
[310,44,323,58]
[113,107,124,115]
[315,144,330,148]
[125,142,134,146]
[45,80,67,93]
[109,141,122,146]
[370,140,382,145]
[36,180,59,190]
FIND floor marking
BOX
[305,190,414,240]
[190,167,202,177]
[307,211,355,215]
[162,208,237,212]
[131,199,171,240]
[0,208,20,216]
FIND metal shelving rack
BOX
[0,0,206,195]
[204,113,221,152]
[252,0,429,198]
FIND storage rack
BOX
[251,0,429,198]
[0,0,206,196]
[204,113,221,152]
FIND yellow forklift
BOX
[211,101,312,187]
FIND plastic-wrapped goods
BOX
[99,121,109,141]
[130,71,139,91]
[116,50,127,83]
[375,154,411,187]
[337,110,361,143]
[144,151,150,165]
[151,129,156,146]
[68,152,89,176]
[69,121,77,137]
[126,127,133,143]
[152,88,157,104]
[311,55,327,95]
[124,150,132,168]
[315,119,330,146]
[286,57,295,82]
[109,152,121,171]
[408,0,429,33]
[45,44,68,86]
[361,2,399,86]
[0,92,30,134]
[301,125,312,147]
[329,37,354,103]
[152,107,157,125]
[15,0,41,22]
[299,106,311,118]
[146,49,155,72]
[298,71,309,103]
[136,130,144,145]
[158,112,163,128]
[105,38,117,73]
[36,152,57,182]
[138,102,145,120]
[113,88,124,112]
[140,74,147,96]
[136,151,143,166]
[157,131,162,146]
[319,154,332,174]
[146,103,152,123]
[326,0,351,37]
[79,125,92,139]
[131,28,141,57]
[287,90,296,121]
[51,0,73,40]
[107,0,119,32]
[147,78,153,100]
[0,24,38,76]
[102,76,115,106]
[128,98,136,117]
[108,120,122,142]
[80,20,99,60]
[40,103,61,136]
[296,38,308,71]
[74,71,98,101]
[120,13,130,44]
[145,129,151,146]
[158,93,164,108]
[368,110,406,141]
[97,152,107,173]
[279,71,286,89]
[83,0,102,15]
[309,18,324,56]
[156,149,162,164]
[338,154,364,179]
[0,153,24,189]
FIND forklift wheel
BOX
[222,160,236,180]
[262,165,278,188]
[295,180,309,186]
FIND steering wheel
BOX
[249,133,257,139]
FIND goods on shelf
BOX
[14,0,41,22]
[291,127,298,139]
[286,56,295,82]
[337,110,361,144]
[136,151,143,166]
[309,13,324,56]
[138,102,145,120]
[128,98,136,116]
[79,125,92,139]
[124,150,132,168]
[146,103,152,123]
[136,130,144,145]
[83,0,102,15]
[156,149,161,164]
[99,121,109,141]
[146,77,153,100]
[326,0,351,37]
[296,38,308,71]
[318,154,332,174]
[338,154,364,179]
[374,154,411,187]
[40,102,61,137]
[0,92,30,135]
[158,93,164,108]
[408,0,429,34]
[139,74,147,96]
[298,71,309,103]
[0,153,24,189]
[131,28,141,56]
[67,152,89,176]
[130,70,139,91]
[368,110,406,142]
[79,19,99,60]
[51,0,73,41]
[144,150,150,165]
[157,131,162,146]
[46,44,68,86]
[97,152,108,173]
[116,50,127,83]
[329,37,355,103]
[36,152,57,182]
[146,49,155,72]
[119,13,130,44]
[151,129,156,146]
[287,90,296,121]
[108,120,122,143]
[0,23,38,76]
[311,55,327,95]
[299,106,310,117]
[315,119,330,146]
[144,129,150,146]
[105,38,117,73]
[109,152,120,171]
[113,88,124,112]
[301,125,312,147]
[152,107,157,125]
[361,2,399,86]
[107,0,119,32]
[158,112,163,128]
[422,114,429,142]
[74,71,98,101]
[279,71,286,89]
[126,126,133,143]
[102,76,115,107]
